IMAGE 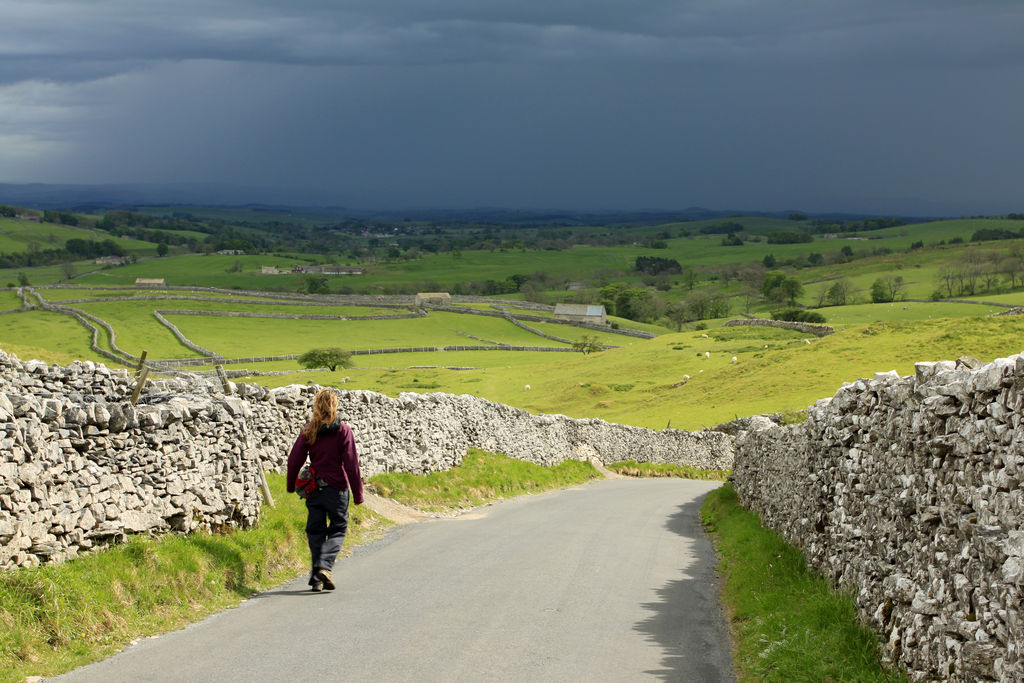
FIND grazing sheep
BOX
[731,356,737,363]
[804,339,811,345]
[524,384,531,391]
[700,333,709,338]
[704,351,710,359]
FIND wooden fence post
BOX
[136,350,148,373]
[215,364,232,394]
[130,367,149,405]
[258,460,275,508]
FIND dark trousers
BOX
[305,486,349,579]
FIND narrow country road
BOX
[54,478,734,682]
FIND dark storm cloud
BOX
[1,0,1023,212]
[5,0,1023,78]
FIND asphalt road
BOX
[54,478,734,682]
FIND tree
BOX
[60,263,77,281]
[303,274,330,294]
[762,271,802,306]
[826,278,852,306]
[157,242,169,257]
[16,272,29,287]
[680,267,699,291]
[665,301,690,331]
[999,257,1023,288]
[779,277,804,305]
[870,278,890,303]
[298,347,352,372]
[886,275,906,301]
[572,335,604,355]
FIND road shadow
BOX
[633,493,736,682]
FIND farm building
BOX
[135,278,166,287]
[415,292,452,307]
[95,256,127,266]
[554,303,607,324]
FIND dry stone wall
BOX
[722,317,834,336]
[731,354,1024,682]
[0,349,733,571]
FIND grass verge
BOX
[368,448,601,512]
[0,473,391,683]
[700,485,905,682]
[606,459,730,480]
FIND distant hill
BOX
[0,183,895,225]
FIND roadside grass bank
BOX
[0,473,391,683]
[700,485,905,682]
[606,459,730,480]
[367,448,601,513]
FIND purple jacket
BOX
[286,419,364,505]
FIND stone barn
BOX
[554,303,607,325]
[415,292,451,307]
[135,278,166,287]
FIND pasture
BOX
[3,279,1024,430]
[0,218,156,254]
[3,211,1024,430]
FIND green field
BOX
[4,212,1024,429]
[0,218,157,254]
[4,281,1023,429]
[0,289,24,311]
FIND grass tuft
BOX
[701,484,905,682]
[368,448,601,512]
[606,459,730,480]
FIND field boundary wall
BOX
[722,317,834,336]
[0,349,733,571]
[731,354,1024,681]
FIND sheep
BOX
[731,356,737,363]
[704,351,710,359]
[524,384,531,391]
[700,333,709,338]
[804,339,811,345]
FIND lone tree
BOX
[572,334,604,355]
[298,347,352,372]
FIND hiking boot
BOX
[310,581,323,592]
[317,569,336,591]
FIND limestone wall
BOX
[722,317,834,336]
[0,349,733,570]
[731,354,1024,681]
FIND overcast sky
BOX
[1,0,1022,214]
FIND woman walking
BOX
[287,388,364,592]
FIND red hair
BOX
[301,389,338,445]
